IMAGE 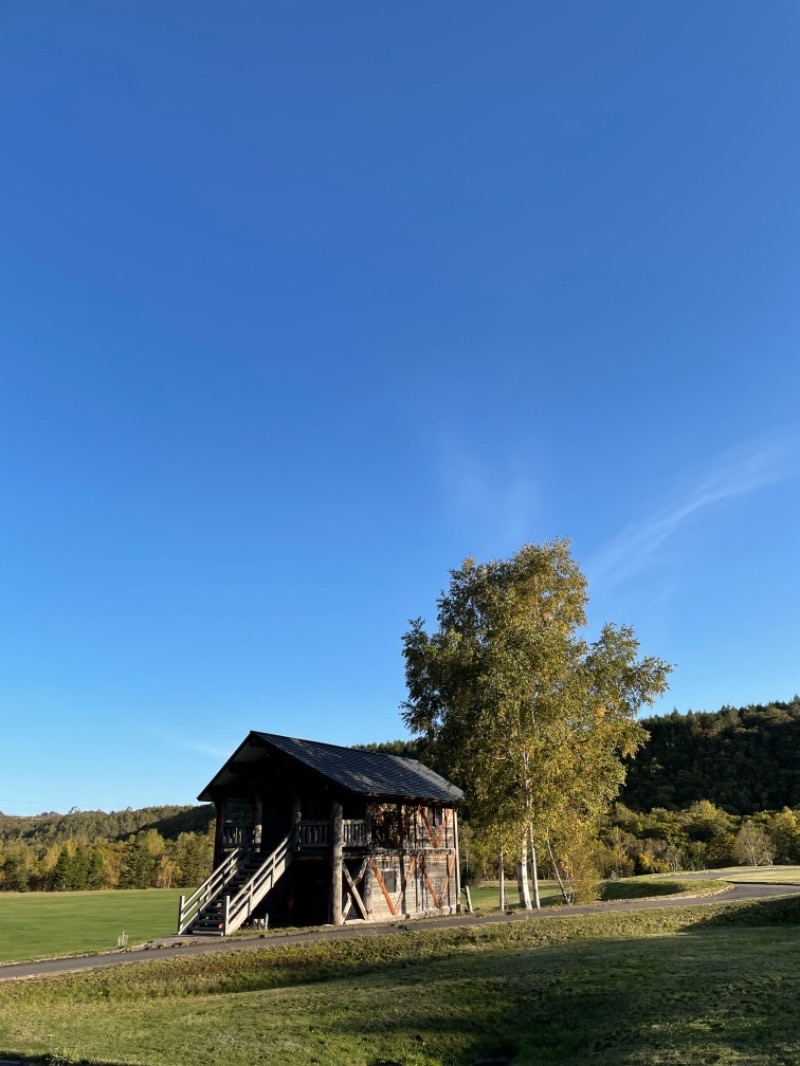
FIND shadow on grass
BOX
[329,929,800,1066]
[689,893,800,929]
[0,1055,145,1066]
[323,904,800,1065]
[600,879,690,901]
[5,902,800,1066]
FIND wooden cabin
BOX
[177,731,464,935]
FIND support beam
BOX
[342,858,369,921]
[252,794,263,851]
[213,796,228,868]
[330,800,344,926]
[453,809,461,910]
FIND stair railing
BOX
[223,833,293,935]
[177,847,246,934]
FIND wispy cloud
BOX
[152,730,234,761]
[589,434,800,587]
[438,437,541,551]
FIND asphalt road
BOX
[1,880,797,984]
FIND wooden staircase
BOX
[177,834,293,936]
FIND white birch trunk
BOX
[530,833,541,910]
[546,830,571,904]
[516,837,532,910]
[498,848,506,911]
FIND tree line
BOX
[365,700,800,885]
[363,697,800,821]
[620,698,800,813]
[0,806,214,892]
[600,800,800,875]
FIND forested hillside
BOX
[621,697,800,814]
[0,805,214,846]
[363,700,800,876]
[0,805,215,892]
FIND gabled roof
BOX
[198,731,464,805]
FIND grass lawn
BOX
[1,896,799,1065]
[701,865,800,885]
[467,879,564,911]
[0,889,186,963]
[468,875,725,913]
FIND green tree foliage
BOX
[401,540,671,904]
[118,830,165,889]
[0,804,214,849]
[0,845,31,891]
[599,800,800,874]
[734,820,775,867]
[0,806,215,892]
[621,698,800,813]
[770,808,800,864]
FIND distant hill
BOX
[360,698,800,819]
[621,697,800,815]
[0,804,214,846]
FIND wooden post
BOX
[331,800,344,925]
[252,794,263,852]
[453,809,461,911]
[292,795,302,844]
[398,802,406,916]
[213,796,228,868]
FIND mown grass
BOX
[702,865,800,885]
[0,890,185,962]
[0,872,733,966]
[599,876,725,901]
[1,896,799,1065]
[468,875,725,912]
[467,879,564,911]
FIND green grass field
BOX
[0,874,730,965]
[1,896,799,1065]
[467,879,564,911]
[0,889,185,963]
[467,874,726,913]
[698,865,800,884]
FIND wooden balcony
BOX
[295,819,369,849]
[222,823,250,848]
[223,819,371,853]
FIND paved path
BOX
[0,880,796,984]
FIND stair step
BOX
[179,837,292,937]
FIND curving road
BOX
[0,880,797,984]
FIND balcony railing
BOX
[222,824,250,848]
[223,818,371,851]
[296,820,329,846]
[343,819,369,846]
[295,819,369,848]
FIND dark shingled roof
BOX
[199,731,464,804]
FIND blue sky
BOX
[1,2,798,814]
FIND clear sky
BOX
[1,2,798,814]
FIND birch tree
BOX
[401,540,671,905]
